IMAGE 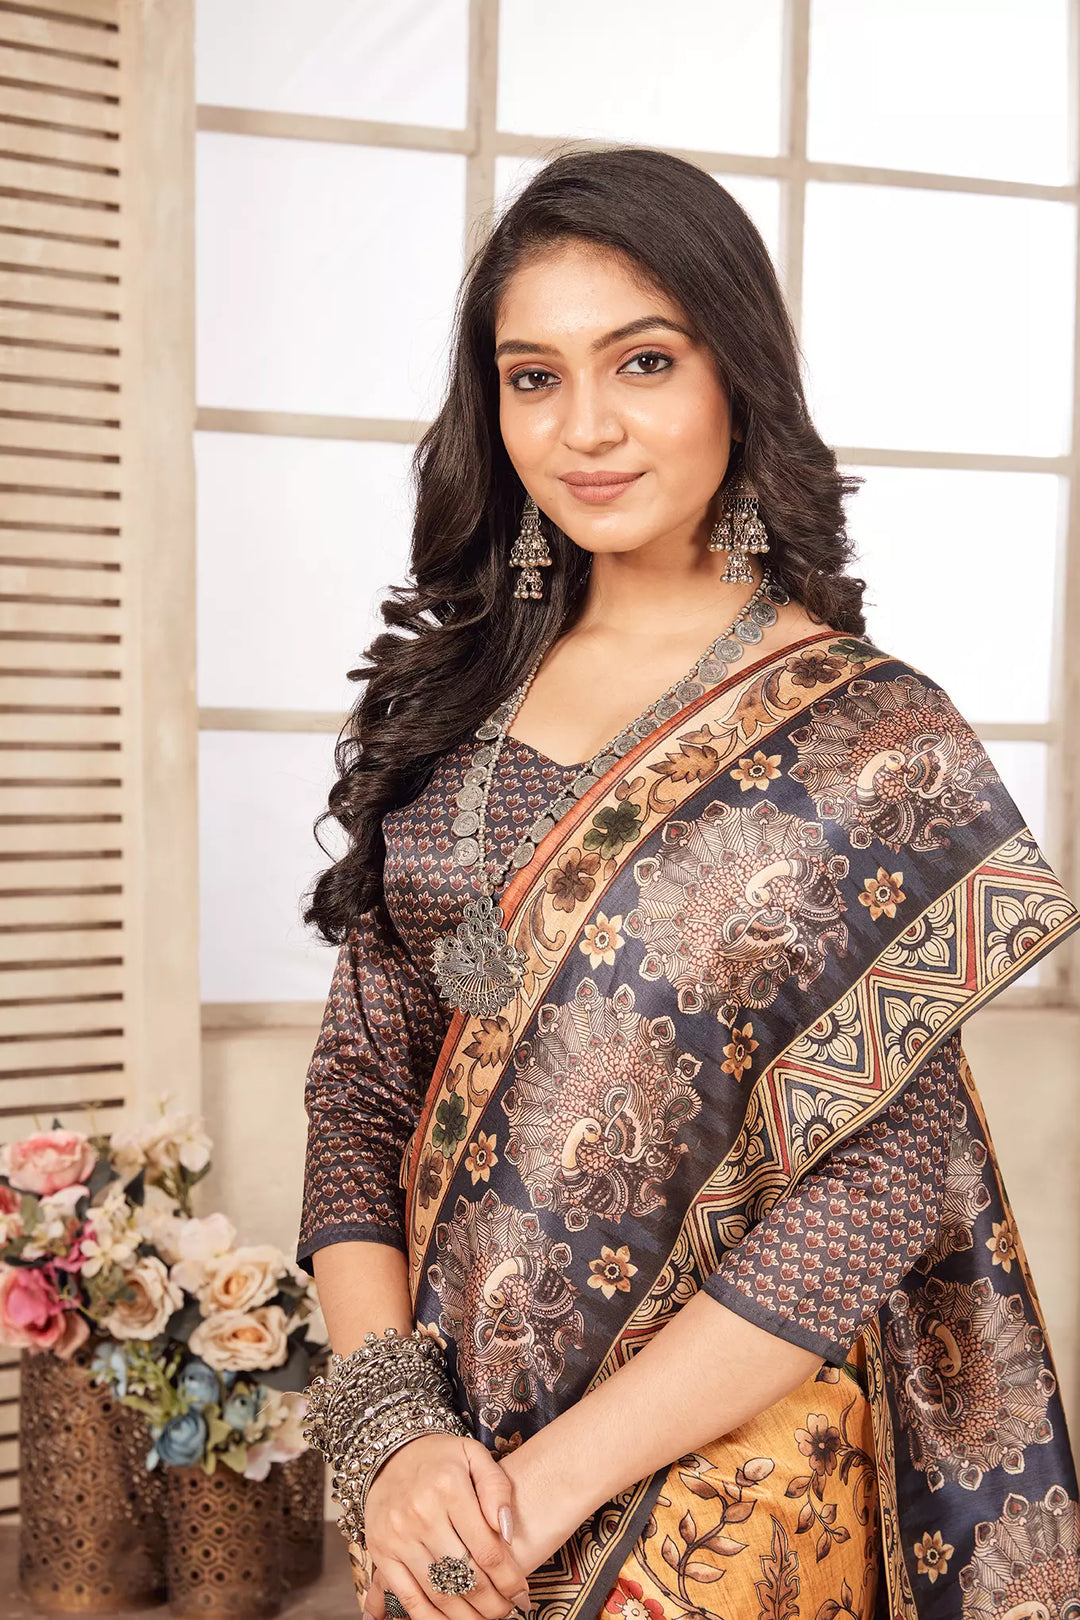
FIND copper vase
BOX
[17,1339,167,1612]
[164,1461,284,1618]
[280,1447,325,1589]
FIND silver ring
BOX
[428,1554,479,1595]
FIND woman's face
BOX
[494,238,737,558]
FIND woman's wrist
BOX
[498,1428,603,1566]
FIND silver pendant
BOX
[431,895,527,1016]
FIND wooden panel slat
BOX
[0,989,125,1039]
[0,377,120,419]
[0,1078,127,1120]
[0,453,120,491]
[0,1030,125,1071]
[1,0,119,25]
[0,413,121,453]
[0,637,122,672]
[0,714,123,749]
[0,533,121,566]
[0,11,120,59]
[0,154,120,210]
[0,961,125,1001]
[0,926,123,967]
[0,43,120,101]
[0,266,121,314]
[0,118,118,175]
[0,786,124,827]
[0,80,121,136]
[0,494,122,534]
[0,189,120,240]
[0,224,120,277]
[0,1366,18,1403]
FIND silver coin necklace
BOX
[431,568,790,1018]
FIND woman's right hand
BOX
[361,1432,532,1620]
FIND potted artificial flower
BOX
[90,1210,326,1619]
[0,1105,212,1612]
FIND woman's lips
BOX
[559,472,644,504]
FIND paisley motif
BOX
[426,1185,584,1430]
[788,673,997,851]
[625,798,850,1026]
[503,979,702,1232]
[885,1275,1056,1492]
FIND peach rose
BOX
[101,1255,183,1341]
[1,1130,96,1196]
[0,1263,89,1358]
[188,1305,289,1372]
[199,1246,285,1315]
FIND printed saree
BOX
[367,630,1080,1620]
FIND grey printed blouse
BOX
[296,736,958,1368]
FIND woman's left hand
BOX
[359,1437,593,1617]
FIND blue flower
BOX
[90,1340,128,1398]
[156,1410,208,1468]
[221,1389,259,1432]
[178,1357,220,1409]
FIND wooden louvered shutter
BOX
[0,0,198,1518]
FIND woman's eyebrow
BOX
[494,315,694,362]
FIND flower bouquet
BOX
[0,1108,214,1611]
[84,1209,327,1618]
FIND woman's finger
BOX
[462,1438,516,1545]
[443,1491,531,1612]
[355,1549,382,1620]
[374,1555,464,1620]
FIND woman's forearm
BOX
[311,1239,413,1354]
[501,1292,824,1553]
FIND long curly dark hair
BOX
[303,144,865,946]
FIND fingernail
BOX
[513,1591,530,1611]
[499,1505,513,1542]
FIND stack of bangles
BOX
[302,1327,476,1616]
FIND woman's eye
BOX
[508,368,556,392]
[620,349,673,375]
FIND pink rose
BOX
[0,1263,89,1358]
[0,1186,17,1216]
[1,1130,96,1196]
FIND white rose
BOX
[199,1245,284,1315]
[188,1305,289,1372]
[108,1128,147,1183]
[169,1212,237,1295]
[139,1114,211,1177]
[102,1255,183,1340]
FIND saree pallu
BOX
[364,632,1080,1620]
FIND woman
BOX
[297,148,1080,1620]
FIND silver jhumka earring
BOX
[508,495,553,599]
[707,470,769,585]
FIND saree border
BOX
[404,629,888,1298]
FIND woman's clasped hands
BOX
[359,1433,533,1620]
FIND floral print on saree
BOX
[367,631,1080,1620]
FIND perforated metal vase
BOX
[17,1340,167,1612]
[164,1461,284,1619]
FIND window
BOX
[194,0,1079,1009]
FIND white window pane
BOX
[844,466,1061,726]
[981,740,1050,858]
[196,433,414,712]
[710,174,782,276]
[497,0,783,156]
[200,732,345,1002]
[803,184,1075,456]
[196,133,465,417]
[809,0,1073,186]
[195,0,469,128]
[495,160,783,311]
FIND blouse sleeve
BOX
[295,907,448,1276]
[700,1030,962,1366]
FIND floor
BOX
[0,1522,360,1619]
